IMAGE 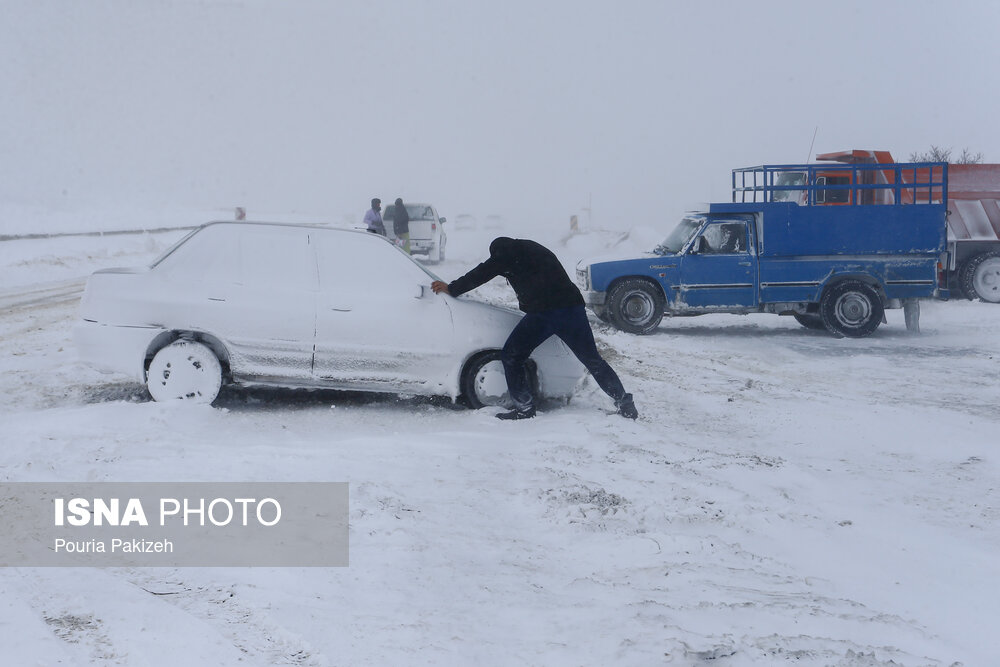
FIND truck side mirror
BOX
[691,236,709,254]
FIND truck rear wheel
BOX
[606,279,665,335]
[960,251,1000,303]
[819,281,883,338]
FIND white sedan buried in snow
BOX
[74,222,583,406]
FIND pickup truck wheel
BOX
[960,251,1000,303]
[146,340,223,404]
[819,281,884,338]
[606,279,665,335]
[792,312,826,330]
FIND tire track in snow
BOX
[0,278,85,311]
[124,571,330,666]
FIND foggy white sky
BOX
[2,0,999,229]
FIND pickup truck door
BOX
[677,220,758,309]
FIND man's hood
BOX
[488,237,518,262]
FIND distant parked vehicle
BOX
[383,202,447,263]
[454,213,478,230]
[74,222,583,405]
[483,214,505,230]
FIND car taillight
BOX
[431,223,437,230]
[937,261,946,287]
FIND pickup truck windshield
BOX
[654,217,703,255]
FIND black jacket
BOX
[447,237,584,313]
[393,203,410,236]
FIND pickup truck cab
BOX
[577,161,950,337]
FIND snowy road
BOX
[0,278,85,310]
[1,228,998,665]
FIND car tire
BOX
[146,340,223,404]
[606,279,665,335]
[819,280,884,338]
[959,251,1000,303]
[460,350,536,410]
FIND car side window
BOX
[315,232,430,293]
[155,224,239,286]
[236,227,315,291]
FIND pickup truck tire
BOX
[606,279,665,335]
[960,251,1000,303]
[819,281,884,338]
[792,312,826,330]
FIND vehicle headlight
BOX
[575,265,590,291]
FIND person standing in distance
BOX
[364,198,385,235]
[393,198,411,253]
[431,237,638,420]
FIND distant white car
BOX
[74,222,583,406]
[483,214,505,230]
[454,213,478,230]
[383,202,447,263]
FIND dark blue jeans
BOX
[501,305,627,410]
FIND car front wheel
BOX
[460,350,536,409]
[146,340,223,404]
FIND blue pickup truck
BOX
[576,161,950,337]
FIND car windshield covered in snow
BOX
[384,204,436,221]
[653,216,704,255]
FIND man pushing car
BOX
[431,237,638,420]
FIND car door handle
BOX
[738,262,752,266]
[329,307,352,312]
[208,297,226,302]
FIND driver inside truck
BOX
[701,222,746,254]
[718,223,745,253]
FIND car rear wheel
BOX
[819,280,884,338]
[146,340,223,404]
[606,279,665,335]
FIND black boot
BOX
[616,393,638,420]
[496,406,536,420]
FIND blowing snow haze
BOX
[2,0,999,230]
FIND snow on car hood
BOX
[577,250,658,268]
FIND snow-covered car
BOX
[382,202,447,263]
[74,222,583,406]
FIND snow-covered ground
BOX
[1,213,998,666]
